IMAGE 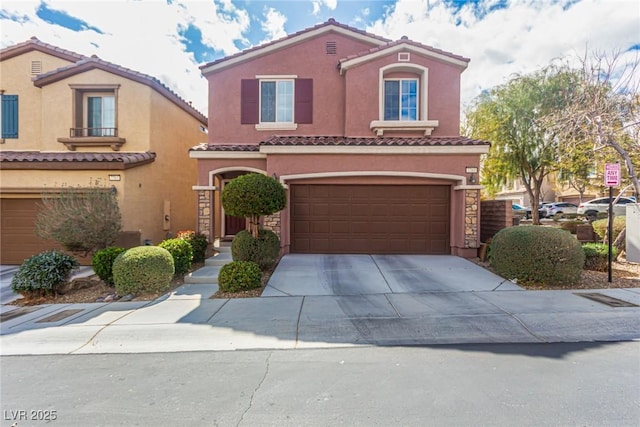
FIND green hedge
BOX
[231,229,280,270]
[112,246,174,296]
[218,261,262,293]
[591,217,626,244]
[490,226,585,286]
[159,238,193,275]
[92,247,126,285]
[583,243,618,272]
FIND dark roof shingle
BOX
[260,135,489,147]
[0,151,156,170]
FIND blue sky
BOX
[2,0,639,114]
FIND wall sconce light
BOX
[465,166,478,184]
[272,172,278,180]
[110,185,118,194]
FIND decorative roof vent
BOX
[326,41,337,55]
[31,60,42,75]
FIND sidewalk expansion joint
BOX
[206,298,230,323]
[474,293,548,343]
[294,296,305,349]
[370,255,394,294]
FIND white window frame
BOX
[383,78,419,121]
[255,74,297,131]
[83,92,116,136]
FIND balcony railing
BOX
[70,127,118,137]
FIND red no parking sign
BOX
[605,163,621,187]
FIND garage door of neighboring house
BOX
[0,198,63,264]
[291,184,450,254]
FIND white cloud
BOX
[260,7,288,43]
[0,0,252,115]
[312,0,338,16]
[367,0,640,111]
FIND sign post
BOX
[604,163,621,283]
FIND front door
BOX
[224,215,246,237]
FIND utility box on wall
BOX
[627,204,640,263]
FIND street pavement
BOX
[1,248,639,355]
[2,343,639,426]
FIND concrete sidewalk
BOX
[1,247,639,355]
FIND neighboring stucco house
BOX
[0,38,207,264]
[190,19,489,257]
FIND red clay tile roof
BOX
[339,38,470,66]
[0,37,86,62]
[260,135,489,147]
[200,18,390,74]
[0,151,156,170]
[191,136,489,151]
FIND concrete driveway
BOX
[263,254,521,296]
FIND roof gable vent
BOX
[326,41,337,55]
[31,60,42,75]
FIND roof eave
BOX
[200,24,388,76]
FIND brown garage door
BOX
[0,198,63,264]
[291,184,450,254]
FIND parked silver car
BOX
[544,202,578,218]
[576,197,635,219]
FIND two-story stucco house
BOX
[190,19,489,257]
[0,38,207,264]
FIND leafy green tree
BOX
[466,66,578,223]
[36,180,122,256]
[221,173,286,238]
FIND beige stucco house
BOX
[0,38,207,264]
[190,20,489,257]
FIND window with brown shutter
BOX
[240,79,259,124]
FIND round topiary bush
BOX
[583,243,618,272]
[11,250,78,297]
[112,246,174,296]
[490,226,585,286]
[92,246,126,285]
[158,238,193,275]
[218,260,262,293]
[231,229,280,269]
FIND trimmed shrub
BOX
[231,229,280,269]
[159,238,193,275]
[11,250,78,297]
[112,246,174,296]
[583,243,618,271]
[218,261,262,293]
[591,217,626,243]
[177,230,208,263]
[92,247,126,285]
[490,226,585,286]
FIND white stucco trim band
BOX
[207,167,267,187]
[192,185,217,191]
[260,145,490,155]
[189,151,267,159]
[278,170,470,188]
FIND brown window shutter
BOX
[241,79,259,124]
[295,78,313,124]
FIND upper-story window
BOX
[241,77,313,130]
[260,80,293,123]
[384,79,418,121]
[57,84,125,151]
[370,64,438,136]
[85,94,116,136]
[0,94,19,139]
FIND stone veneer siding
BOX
[464,189,479,248]
[197,190,212,241]
[262,211,281,238]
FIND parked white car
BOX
[576,197,635,219]
[544,202,578,218]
